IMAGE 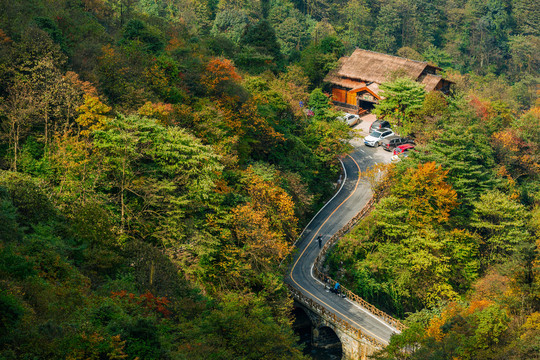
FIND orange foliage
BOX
[425,302,461,341]
[201,58,242,92]
[394,162,458,225]
[425,315,446,341]
[111,290,171,317]
[166,35,184,52]
[469,95,495,121]
[230,168,298,271]
[138,101,174,125]
[492,129,521,152]
[465,299,493,315]
[470,269,510,301]
[492,127,540,179]
[213,178,233,195]
[217,98,285,144]
[0,28,12,44]
[64,71,97,96]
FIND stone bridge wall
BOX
[289,196,408,359]
[313,197,406,332]
[291,288,382,360]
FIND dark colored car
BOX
[369,120,391,133]
[381,136,415,151]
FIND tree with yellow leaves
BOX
[231,166,298,273]
[75,95,112,137]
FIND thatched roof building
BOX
[324,49,452,114]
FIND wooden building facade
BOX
[324,49,452,114]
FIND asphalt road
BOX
[286,126,399,345]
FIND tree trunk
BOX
[14,123,19,172]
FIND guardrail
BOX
[288,285,385,348]
[312,197,407,332]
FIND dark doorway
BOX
[358,99,375,112]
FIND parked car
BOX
[393,143,415,155]
[369,119,391,133]
[381,136,415,151]
[391,144,415,162]
[364,128,394,147]
[337,113,360,127]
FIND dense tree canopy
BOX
[0,0,538,358]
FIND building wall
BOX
[332,88,347,103]
[347,91,357,105]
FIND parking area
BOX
[349,114,394,163]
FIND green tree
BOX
[237,20,284,73]
[416,125,497,213]
[92,114,222,246]
[300,35,343,88]
[372,2,400,53]
[0,187,22,242]
[211,9,250,44]
[268,0,313,58]
[307,87,331,118]
[338,0,371,49]
[122,19,165,53]
[470,190,532,266]
[373,77,426,134]
[92,115,140,232]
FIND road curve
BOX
[286,142,398,345]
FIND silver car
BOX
[364,128,394,147]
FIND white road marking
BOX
[290,158,348,248]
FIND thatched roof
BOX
[324,57,351,86]
[325,49,442,85]
[421,74,444,91]
[367,82,380,94]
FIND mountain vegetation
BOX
[0,0,538,359]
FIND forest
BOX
[0,0,538,359]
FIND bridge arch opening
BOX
[292,305,343,359]
[292,306,313,330]
[292,306,313,351]
[314,326,343,357]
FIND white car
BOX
[337,113,360,127]
[364,128,394,147]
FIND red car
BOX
[392,144,415,156]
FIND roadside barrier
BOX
[288,285,385,347]
[312,197,406,332]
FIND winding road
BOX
[286,121,399,345]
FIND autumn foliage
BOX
[75,95,112,136]
[393,161,458,225]
[201,58,242,93]
[231,167,298,272]
[111,290,172,318]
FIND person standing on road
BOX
[317,235,322,249]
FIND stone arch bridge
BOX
[286,149,405,359]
